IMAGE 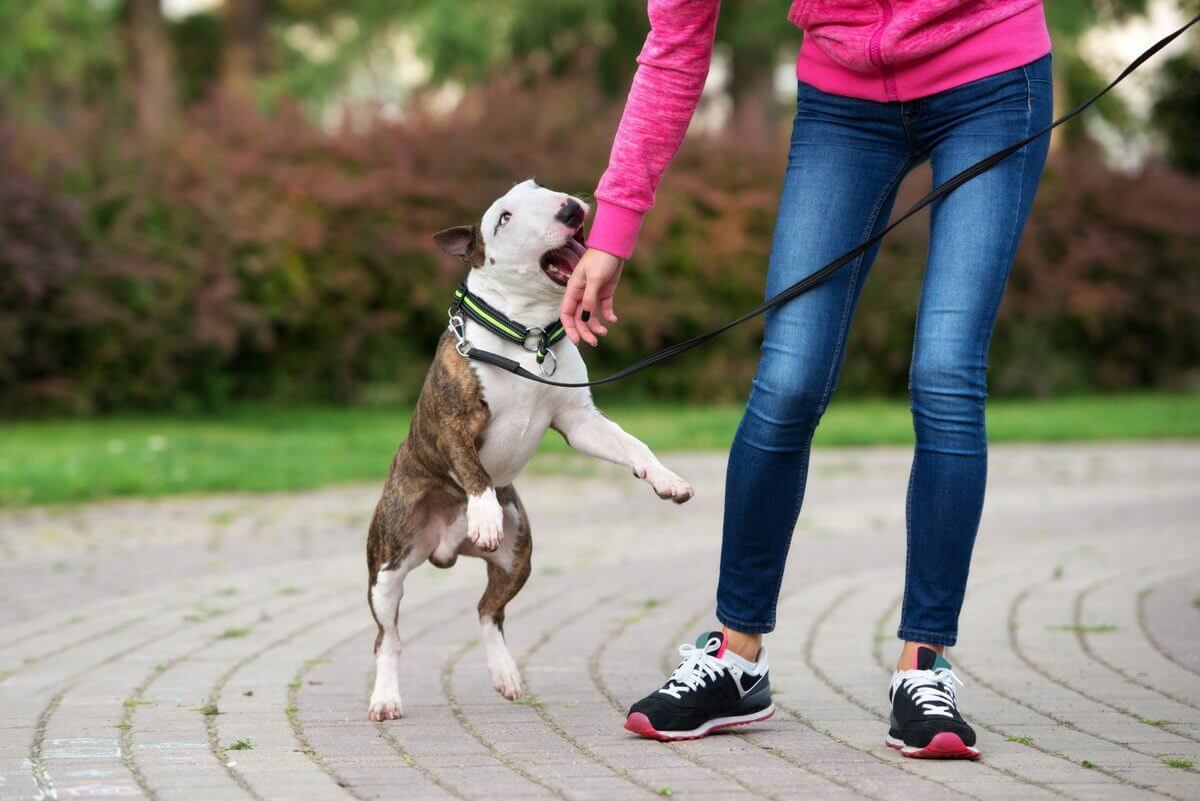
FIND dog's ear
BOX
[433,225,485,267]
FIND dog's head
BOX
[434,180,588,296]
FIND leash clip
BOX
[447,310,472,357]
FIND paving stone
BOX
[0,444,1197,800]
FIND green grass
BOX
[228,739,253,751]
[1005,735,1034,745]
[1,393,1196,507]
[1162,758,1193,769]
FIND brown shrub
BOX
[1,78,1196,414]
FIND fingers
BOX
[574,277,599,346]
[562,249,621,346]
[599,294,618,324]
[560,270,586,344]
[580,278,608,341]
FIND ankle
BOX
[722,628,762,663]
[897,640,945,671]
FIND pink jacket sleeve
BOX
[588,0,721,260]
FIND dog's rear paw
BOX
[646,469,694,504]
[368,694,404,721]
[488,656,524,701]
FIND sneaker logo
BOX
[737,671,762,698]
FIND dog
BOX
[366,180,694,721]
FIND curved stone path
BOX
[0,443,1196,800]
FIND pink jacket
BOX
[589,1,1051,260]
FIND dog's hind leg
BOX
[367,549,418,721]
[477,486,532,701]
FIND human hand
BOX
[560,248,623,346]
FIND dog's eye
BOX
[494,211,512,236]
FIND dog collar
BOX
[450,283,566,375]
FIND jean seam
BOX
[902,289,922,632]
[900,105,919,155]
[982,72,1035,372]
[901,446,915,632]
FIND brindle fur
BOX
[365,331,532,652]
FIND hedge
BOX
[1,78,1196,414]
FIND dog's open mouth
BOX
[539,227,587,287]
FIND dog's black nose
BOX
[555,199,585,228]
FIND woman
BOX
[559,1,1052,757]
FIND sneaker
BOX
[624,630,775,741]
[887,646,981,759]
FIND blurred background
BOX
[0,0,1197,507]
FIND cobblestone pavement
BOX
[1,444,1197,801]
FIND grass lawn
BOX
[1,393,1196,508]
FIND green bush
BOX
[1,77,1197,414]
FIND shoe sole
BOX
[886,732,981,760]
[625,704,776,742]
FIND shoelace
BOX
[658,637,726,699]
[897,668,964,719]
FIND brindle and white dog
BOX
[366,180,693,721]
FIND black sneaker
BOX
[624,630,774,741]
[887,646,980,759]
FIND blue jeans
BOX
[716,55,1053,646]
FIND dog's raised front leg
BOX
[552,405,693,503]
[440,427,505,552]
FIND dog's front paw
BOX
[640,467,694,504]
[368,691,403,721]
[467,489,505,552]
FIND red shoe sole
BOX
[887,731,981,760]
[625,706,775,742]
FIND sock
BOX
[723,646,764,674]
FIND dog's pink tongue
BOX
[564,237,586,266]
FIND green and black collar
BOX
[450,283,566,374]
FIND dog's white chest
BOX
[466,343,582,489]
[476,377,554,486]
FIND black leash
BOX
[458,14,1199,388]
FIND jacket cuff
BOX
[586,200,644,260]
